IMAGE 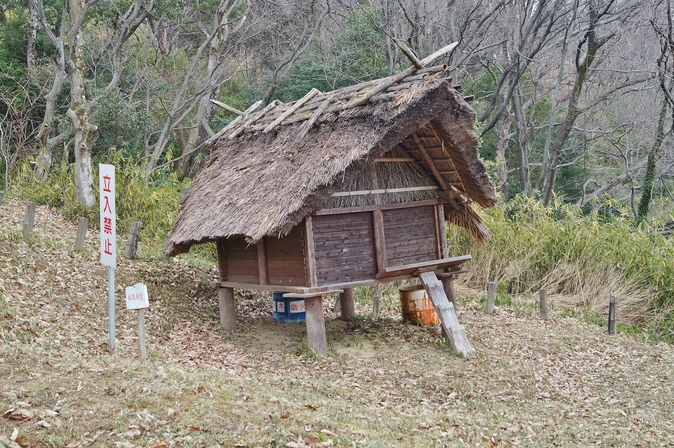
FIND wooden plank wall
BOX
[265,226,308,286]
[383,205,437,267]
[224,238,259,283]
[313,212,378,285]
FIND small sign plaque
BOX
[289,300,305,314]
[99,164,116,267]
[125,283,149,310]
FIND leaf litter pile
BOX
[1,197,673,447]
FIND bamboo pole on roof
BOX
[395,40,423,68]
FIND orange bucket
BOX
[399,284,440,325]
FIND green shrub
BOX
[10,152,190,249]
[454,194,674,340]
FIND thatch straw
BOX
[324,147,438,208]
[165,75,496,256]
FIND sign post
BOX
[99,164,116,353]
[125,283,149,362]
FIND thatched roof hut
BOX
[163,42,497,358]
[165,64,496,258]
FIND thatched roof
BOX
[165,61,497,257]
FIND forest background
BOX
[1,0,674,338]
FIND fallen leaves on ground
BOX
[1,197,674,447]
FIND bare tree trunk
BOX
[381,0,396,76]
[535,0,576,192]
[541,0,617,205]
[31,0,68,180]
[636,97,669,221]
[259,4,328,106]
[27,1,38,79]
[145,0,249,177]
[495,101,514,203]
[179,1,236,177]
[477,0,558,134]
[67,28,98,207]
[511,86,531,197]
[577,158,647,207]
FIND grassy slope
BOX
[1,196,673,447]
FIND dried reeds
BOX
[324,147,438,209]
[454,200,674,331]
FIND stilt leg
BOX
[218,287,236,331]
[305,295,327,357]
[441,275,455,307]
[340,288,355,321]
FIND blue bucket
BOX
[272,291,306,323]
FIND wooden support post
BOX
[304,295,327,357]
[486,281,495,314]
[124,221,142,259]
[257,238,268,285]
[22,201,36,239]
[608,294,616,335]
[373,210,387,274]
[539,289,548,320]
[0,191,4,205]
[218,287,236,331]
[304,217,318,287]
[340,288,355,321]
[137,308,147,362]
[372,294,380,317]
[216,240,228,281]
[441,275,455,307]
[436,204,448,259]
[74,217,88,250]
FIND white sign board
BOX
[99,164,116,267]
[125,283,149,310]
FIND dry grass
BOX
[454,199,674,333]
[2,196,674,447]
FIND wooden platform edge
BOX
[283,290,344,298]
[435,269,470,278]
[375,255,472,279]
[209,281,342,295]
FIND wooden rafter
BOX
[411,132,449,190]
[374,157,415,162]
[210,100,243,115]
[263,88,320,133]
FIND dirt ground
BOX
[1,196,673,447]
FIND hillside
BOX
[1,196,674,447]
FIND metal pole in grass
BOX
[137,308,147,362]
[108,266,115,352]
[486,282,495,314]
[608,294,616,335]
[539,289,548,320]
[100,164,117,353]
